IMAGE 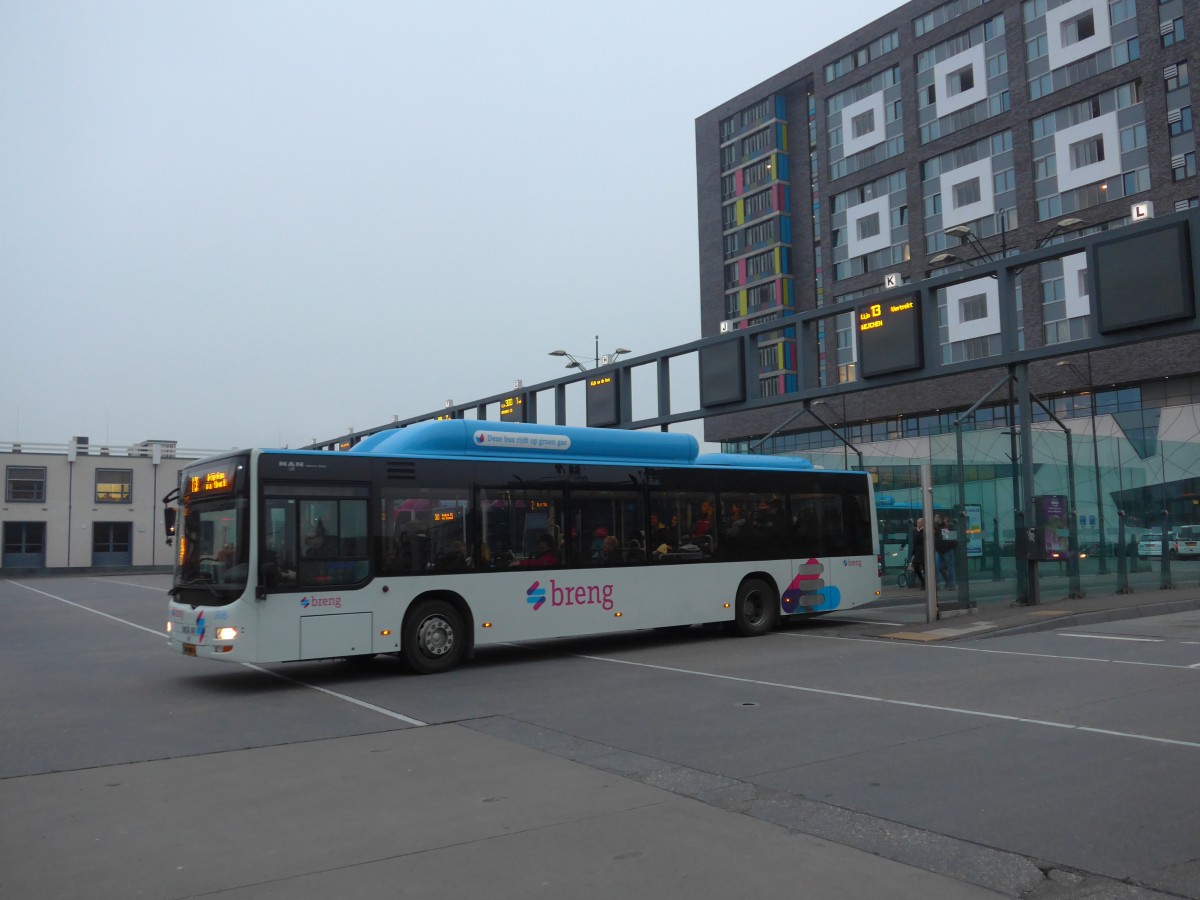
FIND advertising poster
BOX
[1035,494,1068,560]
[965,503,983,558]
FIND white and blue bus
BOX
[164,420,881,673]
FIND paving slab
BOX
[0,724,1008,899]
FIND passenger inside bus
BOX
[304,520,337,558]
[510,533,559,568]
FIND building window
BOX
[93,523,132,555]
[745,219,776,247]
[5,466,46,502]
[745,250,776,279]
[857,213,881,240]
[747,281,777,308]
[1169,107,1193,137]
[953,177,982,208]
[1069,136,1105,169]
[1165,61,1189,92]
[1174,152,1198,180]
[947,65,975,96]
[851,109,875,138]
[743,158,772,189]
[3,521,46,558]
[1062,10,1095,45]
[743,189,773,219]
[95,469,132,503]
[960,293,988,322]
[1161,18,1185,48]
[742,128,771,158]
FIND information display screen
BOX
[856,295,923,378]
[699,339,746,407]
[586,373,621,427]
[185,468,235,497]
[1092,221,1196,333]
[499,395,526,422]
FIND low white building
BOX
[1,437,224,571]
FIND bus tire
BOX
[402,598,465,674]
[729,577,778,637]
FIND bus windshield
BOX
[173,456,250,605]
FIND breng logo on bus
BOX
[525,580,614,611]
[300,595,343,609]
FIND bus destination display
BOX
[187,469,235,497]
[856,295,923,378]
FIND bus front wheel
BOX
[402,599,465,674]
[729,578,778,637]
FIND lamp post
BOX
[549,336,631,372]
[813,398,860,470]
[945,224,995,263]
[1057,357,1108,574]
[1035,217,1085,248]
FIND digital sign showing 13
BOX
[856,296,923,378]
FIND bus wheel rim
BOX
[418,615,454,657]
[744,590,765,625]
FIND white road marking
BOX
[786,631,1199,670]
[9,580,165,637]
[1058,633,1163,642]
[242,664,427,726]
[93,578,169,592]
[573,652,1200,751]
[6,580,426,727]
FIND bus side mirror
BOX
[164,507,177,545]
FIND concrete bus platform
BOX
[0,725,1012,899]
[829,581,1200,643]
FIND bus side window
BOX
[297,496,370,586]
[262,498,297,588]
[569,489,644,566]
[791,497,824,557]
[480,487,564,570]
[647,491,713,562]
[718,493,787,560]
[381,489,471,575]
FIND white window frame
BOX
[1046,0,1112,70]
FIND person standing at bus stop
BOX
[909,518,927,589]
[934,515,957,589]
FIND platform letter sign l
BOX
[884,272,901,289]
[1131,201,1154,222]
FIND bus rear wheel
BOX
[402,599,465,674]
[729,577,778,637]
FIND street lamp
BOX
[549,336,631,372]
[1035,217,1085,248]
[945,224,995,263]
[812,399,863,470]
[1056,356,1108,574]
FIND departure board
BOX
[856,295,923,378]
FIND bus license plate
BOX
[183,644,196,656]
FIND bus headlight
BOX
[166,622,173,633]
[216,627,238,641]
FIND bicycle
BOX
[896,561,917,588]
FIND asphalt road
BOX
[3,574,1198,899]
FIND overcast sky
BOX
[1,0,899,451]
